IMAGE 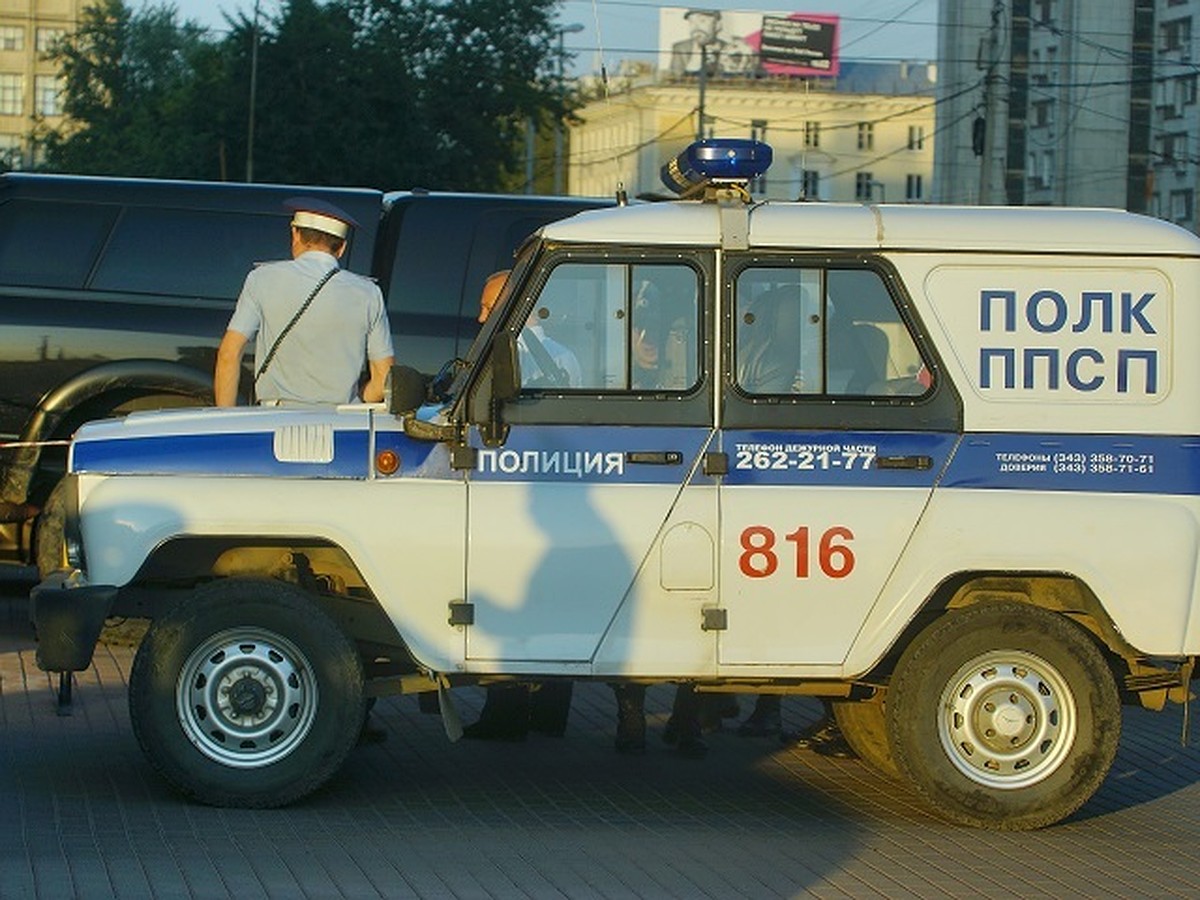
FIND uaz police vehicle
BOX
[31,140,1200,829]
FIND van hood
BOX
[69,405,448,480]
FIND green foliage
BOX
[34,0,570,191]
[37,0,234,178]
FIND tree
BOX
[34,0,571,192]
[244,0,566,189]
[36,0,236,178]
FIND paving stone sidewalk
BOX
[2,590,1199,899]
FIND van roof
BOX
[542,201,1200,257]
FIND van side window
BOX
[518,262,699,392]
[735,266,929,397]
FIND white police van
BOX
[32,140,1200,829]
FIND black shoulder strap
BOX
[254,267,339,385]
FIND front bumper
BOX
[30,571,117,672]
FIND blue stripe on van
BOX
[942,433,1200,495]
[72,430,371,478]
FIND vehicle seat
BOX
[738,289,804,393]
[838,322,889,394]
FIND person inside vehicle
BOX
[518,309,582,389]
[214,197,394,407]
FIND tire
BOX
[34,478,69,578]
[129,578,364,808]
[832,694,900,780]
[887,602,1121,830]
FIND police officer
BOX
[214,197,395,406]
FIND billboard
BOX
[659,7,840,78]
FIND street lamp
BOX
[554,23,584,195]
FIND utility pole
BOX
[246,0,260,183]
[554,23,584,195]
[977,0,1004,204]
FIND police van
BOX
[31,140,1200,829]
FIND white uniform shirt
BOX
[228,251,394,404]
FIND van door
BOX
[717,261,961,667]
[464,257,719,676]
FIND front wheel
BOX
[129,578,364,808]
[887,602,1120,830]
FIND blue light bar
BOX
[660,138,774,194]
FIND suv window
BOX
[90,207,291,300]
[0,199,115,289]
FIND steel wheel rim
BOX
[936,649,1077,789]
[177,627,318,768]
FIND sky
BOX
[165,0,939,74]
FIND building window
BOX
[855,172,875,200]
[34,76,61,117]
[0,133,21,170]
[1033,99,1055,127]
[804,121,820,149]
[907,125,925,150]
[0,26,25,52]
[905,174,923,201]
[800,169,820,200]
[1042,150,1055,188]
[1170,189,1193,224]
[0,74,23,116]
[1162,17,1192,53]
[1158,132,1188,167]
[857,122,874,151]
[35,28,65,54]
[1034,0,1055,24]
[1179,74,1198,107]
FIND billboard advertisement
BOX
[659,7,840,78]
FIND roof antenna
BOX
[583,0,626,202]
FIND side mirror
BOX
[491,332,520,403]
[387,365,430,416]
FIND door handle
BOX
[625,451,684,465]
[875,455,933,470]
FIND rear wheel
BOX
[887,602,1120,830]
[832,694,899,779]
[129,578,364,808]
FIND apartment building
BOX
[934,0,1200,231]
[0,0,84,169]
[568,60,936,204]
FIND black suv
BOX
[0,172,608,576]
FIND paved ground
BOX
[3,590,1200,899]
